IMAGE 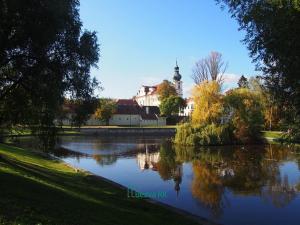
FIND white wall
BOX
[180,101,194,116]
[140,117,166,126]
[109,114,140,126]
[135,94,160,107]
[58,113,166,126]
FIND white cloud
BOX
[222,73,241,93]
[223,73,241,84]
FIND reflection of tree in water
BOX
[93,154,117,166]
[192,160,227,217]
[261,175,297,208]
[135,141,300,215]
[173,144,300,217]
[259,144,298,207]
[156,142,183,196]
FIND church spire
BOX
[173,60,181,81]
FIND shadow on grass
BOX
[0,146,200,225]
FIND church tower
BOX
[173,60,183,97]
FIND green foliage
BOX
[0,0,100,148]
[159,96,186,117]
[70,98,98,128]
[224,88,264,143]
[237,75,249,88]
[94,98,116,125]
[278,122,300,144]
[248,76,283,130]
[217,0,300,141]
[176,86,264,146]
[174,123,233,146]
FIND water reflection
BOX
[188,145,298,217]
[14,136,300,225]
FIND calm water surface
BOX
[55,136,300,225]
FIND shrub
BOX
[174,123,233,146]
[224,88,264,143]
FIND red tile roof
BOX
[115,105,141,115]
[114,99,160,120]
[116,99,138,105]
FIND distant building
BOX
[173,61,183,97]
[59,62,189,126]
[59,99,166,126]
[180,98,194,117]
[135,85,160,106]
[134,62,183,107]
[109,99,166,126]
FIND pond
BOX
[25,136,300,225]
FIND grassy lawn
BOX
[261,131,283,139]
[0,143,200,225]
[62,125,177,129]
[1,128,80,137]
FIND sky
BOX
[79,0,258,98]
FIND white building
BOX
[181,98,194,117]
[134,62,183,107]
[135,85,160,106]
[109,99,166,126]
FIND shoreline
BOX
[50,150,220,225]
[0,143,204,225]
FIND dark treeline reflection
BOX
[156,143,300,217]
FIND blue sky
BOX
[79,0,258,98]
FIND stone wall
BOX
[78,128,176,136]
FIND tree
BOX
[70,98,98,128]
[217,0,300,138]
[192,51,227,85]
[0,0,100,148]
[192,81,224,124]
[238,75,249,88]
[159,96,186,117]
[94,99,116,125]
[224,88,264,143]
[156,80,177,101]
[248,76,283,131]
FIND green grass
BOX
[62,125,177,129]
[1,128,80,137]
[261,131,283,139]
[0,143,199,225]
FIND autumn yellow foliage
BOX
[192,81,224,125]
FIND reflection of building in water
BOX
[217,168,235,178]
[136,144,184,197]
[173,164,183,196]
[136,144,160,170]
[261,175,297,208]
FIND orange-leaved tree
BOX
[156,80,177,101]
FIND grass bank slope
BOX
[0,144,199,225]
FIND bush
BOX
[174,123,233,146]
[224,88,264,143]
